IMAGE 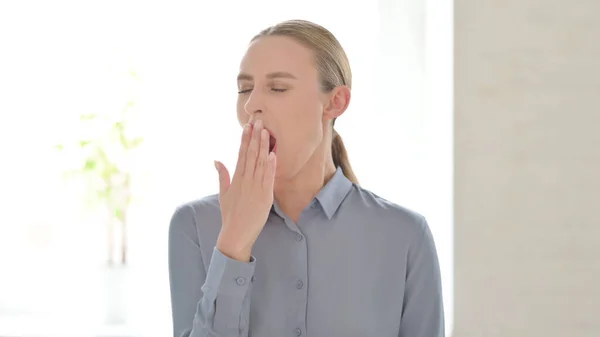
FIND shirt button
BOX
[251,275,256,283]
[294,328,302,336]
[236,277,246,285]
[296,233,304,242]
[296,280,304,289]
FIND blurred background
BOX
[0,0,597,336]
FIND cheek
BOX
[287,100,323,145]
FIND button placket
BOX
[292,227,308,337]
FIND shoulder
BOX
[347,184,428,240]
[168,194,222,246]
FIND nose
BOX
[244,89,264,117]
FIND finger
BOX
[254,128,269,180]
[263,152,276,191]
[244,120,262,178]
[214,160,231,195]
[233,123,252,178]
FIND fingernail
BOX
[255,120,262,128]
[213,160,219,172]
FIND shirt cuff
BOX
[202,246,256,300]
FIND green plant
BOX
[56,106,143,266]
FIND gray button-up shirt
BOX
[169,167,444,337]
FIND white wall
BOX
[454,0,600,336]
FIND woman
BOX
[168,19,444,337]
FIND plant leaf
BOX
[129,136,143,148]
[114,121,125,132]
[79,140,93,148]
[83,159,97,171]
[80,113,97,121]
[115,208,125,222]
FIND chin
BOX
[273,163,287,179]
[272,157,291,178]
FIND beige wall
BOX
[454,0,600,336]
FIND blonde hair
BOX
[252,19,359,185]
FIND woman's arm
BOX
[398,216,445,337]
[169,204,255,337]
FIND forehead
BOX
[239,35,317,79]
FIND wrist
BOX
[216,235,252,263]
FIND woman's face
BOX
[236,35,329,178]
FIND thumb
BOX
[214,160,231,195]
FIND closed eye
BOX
[237,88,288,94]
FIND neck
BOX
[273,142,337,222]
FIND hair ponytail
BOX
[331,128,358,184]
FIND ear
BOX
[323,85,351,121]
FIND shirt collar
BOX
[270,166,354,220]
[314,166,353,219]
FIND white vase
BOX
[103,265,128,326]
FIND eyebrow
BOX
[237,72,298,81]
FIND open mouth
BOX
[269,134,277,153]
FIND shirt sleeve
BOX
[398,216,445,337]
[168,204,255,337]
